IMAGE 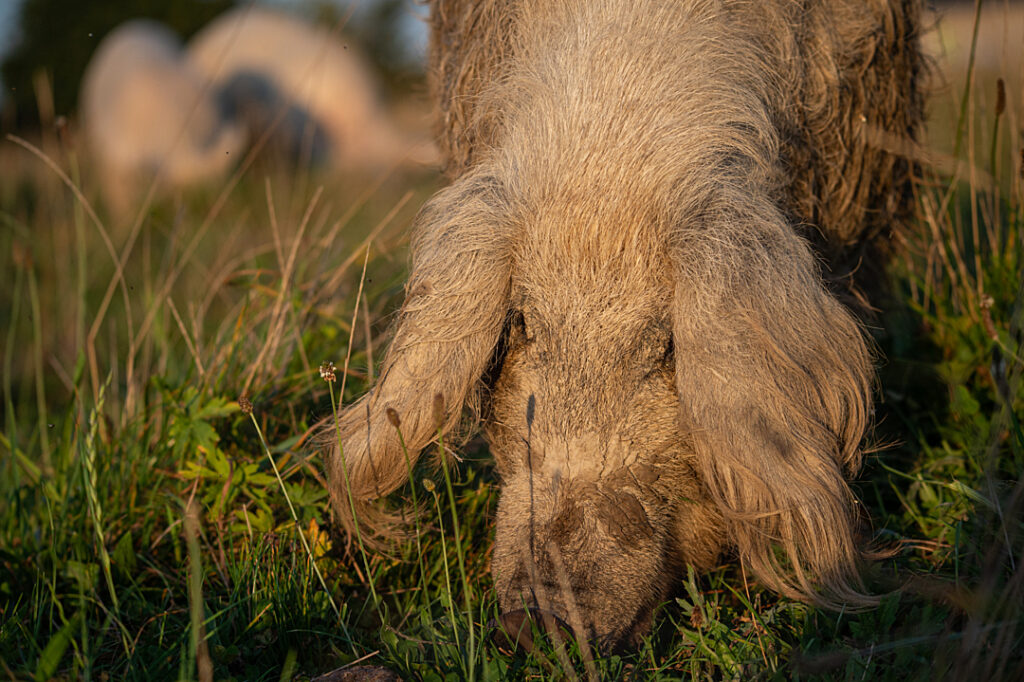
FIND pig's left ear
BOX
[668,204,875,608]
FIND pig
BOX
[324,0,924,650]
[79,20,245,218]
[186,7,436,171]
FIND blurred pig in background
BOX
[79,19,245,219]
[185,6,437,172]
[77,6,437,221]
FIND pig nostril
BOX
[489,608,574,655]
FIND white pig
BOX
[80,20,245,219]
[186,6,436,172]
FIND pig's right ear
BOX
[322,172,515,543]
[667,203,874,609]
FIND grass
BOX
[1,21,1023,682]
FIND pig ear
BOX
[669,207,875,607]
[323,172,513,543]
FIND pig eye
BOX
[653,333,673,365]
[508,310,529,344]
[639,324,673,366]
[512,310,526,331]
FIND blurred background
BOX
[0,0,429,130]
[0,0,440,224]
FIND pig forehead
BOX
[530,304,663,340]
[511,248,672,301]
[511,271,671,326]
